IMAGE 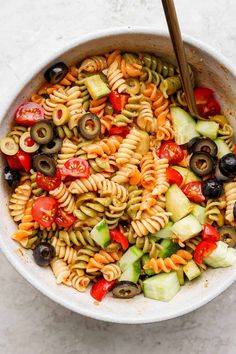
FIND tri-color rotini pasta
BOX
[1,50,236,303]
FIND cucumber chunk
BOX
[143,272,180,301]
[204,241,236,268]
[196,120,219,140]
[176,266,185,285]
[166,184,193,222]
[185,170,201,184]
[90,219,110,248]
[171,107,199,145]
[151,221,173,239]
[141,255,155,276]
[214,138,231,158]
[119,245,144,272]
[159,239,180,258]
[172,214,202,242]
[85,75,110,100]
[119,261,141,283]
[191,204,206,225]
[183,260,201,280]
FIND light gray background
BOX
[0,0,235,353]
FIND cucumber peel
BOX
[119,261,141,283]
[90,219,110,248]
[119,245,144,272]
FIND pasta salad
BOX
[1,50,236,302]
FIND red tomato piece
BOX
[32,197,58,228]
[15,102,44,126]
[109,90,129,113]
[55,208,77,228]
[110,229,129,250]
[233,144,236,155]
[202,223,220,242]
[108,126,130,138]
[159,141,184,164]
[194,87,221,118]
[194,240,217,265]
[181,181,205,203]
[36,169,61,191]
[61,158,90,178]
[166,167,183,186]
[6,154,22,170]
[6,150,31,172]
[90,278,117,302]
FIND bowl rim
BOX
[0,26,236,324]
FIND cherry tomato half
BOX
[194,240,217,265]
[109,90,129,113]
[110,229,129,250]
[61,158,90,178]
[6,150,31,172]
[55,208,77,228]
[194,87,221,118]
[90,278,117,302]
[32,197,58,228]
[181,181,205,203]
[108,126,130,138]
[15,102,44,126]
[166,167,183,187]
[36,169,61,191]
[202,223,220,242]
[159,141,184,164]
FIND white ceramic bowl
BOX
[0,27,236,324]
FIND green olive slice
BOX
[0,137,19,155]
[218,226,236,248]
[112,281,139,299]
[32,153,56,176]
[30,120,54,145]
[19,132,39,153]
[41,138,62,154]
[79,113,101,140]
[53,104,70,126]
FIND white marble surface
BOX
[0,0,236,353]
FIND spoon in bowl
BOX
[161,0,200,118]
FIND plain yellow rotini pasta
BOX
[9,182,32,222]
[101,263,122,281]
[152,156,169,196]
[49,182,76,213]
[57,138,78,169]
[224,182,236,224]
[115,128,144,167]
[51,258,71,285]
[51,237,77,264]
[68,173,105,195]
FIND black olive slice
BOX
[218,226,236,248]
[215,162,234,182]
[202,178,223,199]
[112,281,139,299]
[41,138,62,154]
[190,152,214,176]
[219,153,236,177]
[192,138,218,157]
[78,113,101,140]
[32,153,56,176]
[33,242,55,266]
[187,137,202,153]
[44,62,69,84]
[4,166,20,187]
[30,120,54,145]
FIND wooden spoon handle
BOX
[162,0,199,118]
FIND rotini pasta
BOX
[143,250,192,273]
